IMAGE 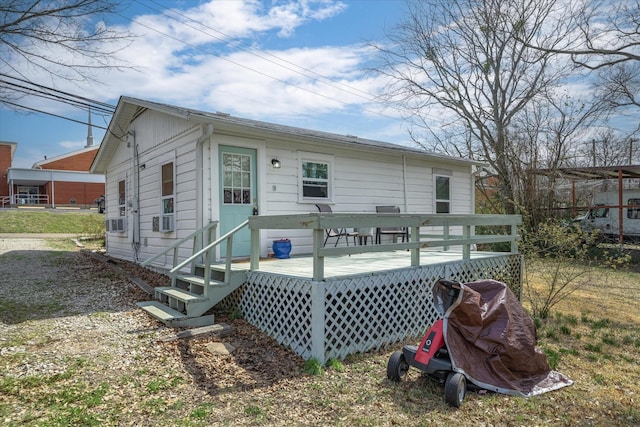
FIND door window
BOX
[222,152,252,205]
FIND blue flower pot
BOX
[272,239,292,259]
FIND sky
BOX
[0,0,412,168]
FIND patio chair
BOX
[375,205,408,244]
[316,204,358,247]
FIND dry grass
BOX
[1,242,639,426]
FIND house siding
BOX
[103,109,201,262]
[99,102,477,265]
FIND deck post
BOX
[443,224,450,251]
[510,223,518,253]
[463,224,471,259]
[250,227,260,270]
[310,280,326,364]
[312,228,324,281]
[410,225,420,266]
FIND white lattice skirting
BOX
[219,254,523,363]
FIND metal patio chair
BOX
[316,204,357,247]
[375,205,409,244]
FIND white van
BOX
[575,190,640,238]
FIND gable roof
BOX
[91,96,483,173]
[32,145,99,170]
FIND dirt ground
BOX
[1,238,639,426]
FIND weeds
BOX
[303,358,324,376]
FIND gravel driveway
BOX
[0,237,304,426]
[0,238,158,379]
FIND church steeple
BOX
[85,107,94,148]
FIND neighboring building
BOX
[91,96,483,264]
[0,141,17,203]
[2,115,105,208]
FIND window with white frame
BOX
[435,175,451,213]
[161,162,175,232]
[118,179,126,216]
[299,153,333,201]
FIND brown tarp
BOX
[439,279,573,396]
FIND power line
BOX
[0,72,115,114]
[138,0,379,103]
[3,99,109,129]
[122,2,403,122]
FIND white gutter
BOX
[402,155,409,212]
[196,124,215,233]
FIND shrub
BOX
[521,220,595,319]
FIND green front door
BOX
[219,145,257,258]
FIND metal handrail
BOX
[170,220,249,288]
[141,220,218,267]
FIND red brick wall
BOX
[39,148,98,171]
[0,144,12,197]
[44,181,104,206]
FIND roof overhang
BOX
[7,168,105,186]
[534,165,640,180]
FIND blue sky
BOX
[0,0,411,168]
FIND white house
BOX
[91,96,482,265]
[90,97,525,362]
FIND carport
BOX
[535,165,640,243]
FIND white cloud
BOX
[4,0,374,120]
[59,140,85,150]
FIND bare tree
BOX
[526,0,640,70]
[0,0,131,98]
[519,1,640,135]
[373,0,575,215]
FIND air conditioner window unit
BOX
[108,218,127,233]
[161,214,174,232]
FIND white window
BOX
[161,162,175,232]
[435,175,451,213]
[118,179,126,217]
[299,152,333,202]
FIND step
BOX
[136,301,217,328]
[137,301,186,321]
[155,287,207,303]
[176,274,206,286]
[176,274,227,288]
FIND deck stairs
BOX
[137,220,249,328]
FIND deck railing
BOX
[248,213,522,280]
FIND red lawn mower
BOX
[386,279,469,407]
[387,278,573,407]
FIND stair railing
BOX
[142,220,219,273]
[170,220,249,291]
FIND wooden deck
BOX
[226,249,505,280]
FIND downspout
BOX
[402,155,408,212]
[471,165,482,245]
[129,132,141,260]
[471,165,481,214]
[50,171,55,208]
[196,124,215,245]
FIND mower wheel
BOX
[444,372,466,407]
[387,351,409,382]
